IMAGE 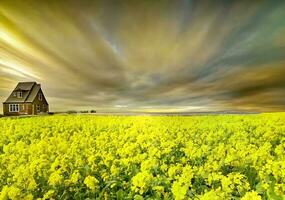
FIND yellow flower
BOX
[1,113,285,199]
[48,171,63,186]
[27,178,37,190]
[199,190,220,200]
[241,191,262,200]
[84,176,99,190]
[131,171,153,194]
[43,190,55,200]
[153,186,164,193]
[171,181,188,200]
[0,186,9,200]
[7,186,21,200]
[70,170,81,184]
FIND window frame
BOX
[17,92,22,98]
[9,104,19,112]
[39,93,42,101]
[37,105,41,112]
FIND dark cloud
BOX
[0,0,285,112]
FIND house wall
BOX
[25,103,33,115]
[3,104,9,116]
[32,91,49,115]
[3,103,32,116]
[2,102,48,116]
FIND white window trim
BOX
[9,104,19,112]
[39,93,42,101]
[37,105,41,112]
[17,92,22,98]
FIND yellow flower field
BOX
[0,114,285,199]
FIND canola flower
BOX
[0,113,284,199]
[84,176,99,190]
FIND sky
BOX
[1,0,285,113]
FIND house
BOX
[3,82,49,116]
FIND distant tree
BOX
[90,110,96,113]
[80,110,89,113]
[67,110,77,114]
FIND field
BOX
[0,114,285,200]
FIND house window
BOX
[17,92,22,98]
[37,105,41,112]
[39,93,42,101]
[13,92,16,97]
[9,104,19,112]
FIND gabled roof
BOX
[26,84,41,102]
[4,82,44,103]
[14,82,35,91]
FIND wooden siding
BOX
[3,103,33,116]
[32,89,49,115]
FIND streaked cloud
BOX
[0,0,285,113]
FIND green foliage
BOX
[0,113,285,199]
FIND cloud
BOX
[0,0,285,113]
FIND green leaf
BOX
[266,183,283,200]
[116,189,125,200]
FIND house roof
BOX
[25,84,41,102]
[4,82,44,103]
[14,82,36,91]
